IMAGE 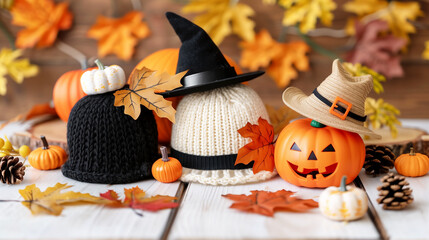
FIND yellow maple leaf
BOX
[365,97,401,138]
[423,41,429,60]
[87,11,150,60]
[182,0,255,44]
[0,48,38,95]
[268,41,310,88]
[279,0,337,33]
[19,183,106,216]
[344,0,424,43]
[10,0,73,48]
[114,67,186,122]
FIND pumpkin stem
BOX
[310,120,326,128]
[340,176,347,192]
[95,59,105,70]
[160,146,169,162]
[40,135,49,150]
[410,147,415,156]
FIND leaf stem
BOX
[55,40,88,69]
[0,17,16,50]
[295,25,342,61]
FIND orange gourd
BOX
[274,118,365,188]
[152,146,182,183]
[132,48,242,144]
[53,68,91,122]
[28,136,68,170]
[395,147,429,177]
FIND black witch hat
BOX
[160,12,264,98]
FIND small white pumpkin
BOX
[81,59,126,95]
[319,176,368,221]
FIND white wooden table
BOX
[0,119,428,240]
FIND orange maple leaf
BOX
[235,117,275,174]
[223,190,318,217]
[10,0,73,48]
[113,67,186,122]
[100,186,178,216]
[268,41,310,88]
[87,11,150,60]
[240,30,310,89]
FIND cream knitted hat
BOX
[171,83,277,185]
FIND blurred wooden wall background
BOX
[0,0,428,120]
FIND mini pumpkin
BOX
[81,59,126,95]
[152,146,182,183]
[274,118,365,188]
[319,176,368,221]
[28,136,68,170]
[395,147,429,177]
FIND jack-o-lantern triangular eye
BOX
[322,144,335,152]
[290,142,301,151]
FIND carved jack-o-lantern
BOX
[274,118,365,188]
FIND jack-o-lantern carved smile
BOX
[287,142,338,179]
[274,118,365,188]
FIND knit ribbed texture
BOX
[171,83,275,185]
[62,91,158,184]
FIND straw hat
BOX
[282,59,381,139]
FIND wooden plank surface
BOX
[0,168,181,240]
[169,177,379,240]
[359,119,429,240]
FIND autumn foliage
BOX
[223,189,318,217]
[10,0,73,48]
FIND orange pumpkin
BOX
[53,68,92,122]
[395,147,429,177]
[274,118,365,188]
[28,136,68,170]
[132,48,242,144]
[152,146,182,183]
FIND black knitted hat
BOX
[159,12,263,98]
[62,89,158,184]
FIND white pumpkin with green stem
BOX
[81,59,126,95]
[319,176,368,221]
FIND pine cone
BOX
[364,145,395,176]
[377,173,413,210]
[0,156,26,184]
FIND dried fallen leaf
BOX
[343,62,386,94]
[10,0,73,48]
[240,30,310,89]
[344,0,423,44]
[182,0,255,44]
[100,186,178,216]
[265,104,300,134]
[113,67,186,122]
[280,0,337,33]
[223,189,318,217]
[235,117,275,174]
[87,11,150,60]
[423,41,429,60]
[346,20,406,79]
[19,183,106,216]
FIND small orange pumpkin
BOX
[132,48,242,144]
[395,147,429,177]
[53,68,94,122]
[28,136,68,170]
[152,146,182,183]
[274,118,365,188]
